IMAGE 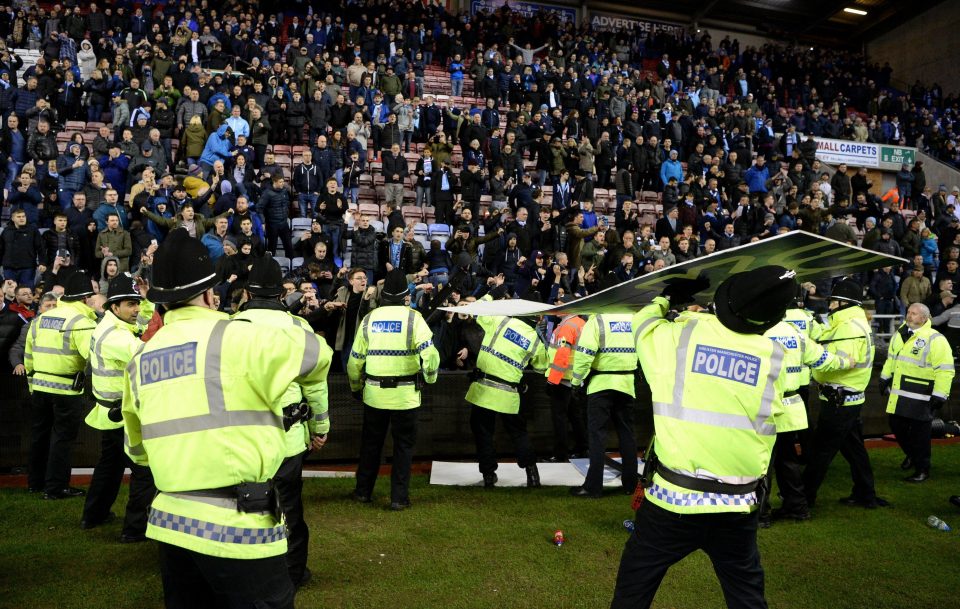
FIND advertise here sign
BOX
[815,139,880,168]
[588,11,686,37]
[470,0,579,23]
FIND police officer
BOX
[544,312,588,462]
[80,274,157,541]
[234,257,333,588]
[348,269,439,510]
[762,313,850,524]
[465,281,549,488]
[611,266,797,609]
[880,303,955,483]
[25,270,98,499]
[569,312,639,498]
[803,278,888,509]
[122,229,330,608]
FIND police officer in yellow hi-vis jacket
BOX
[761,314,849,524]
[880,303,955,483]
[25,270,98,499]
[465,279,549,488]
[348,269,439,510]
[569,312,640,498]
[121,229,330,609]
[80,274,157,541]
[611,266,797,609]
[234,257,333,588]
[802,278,888,509]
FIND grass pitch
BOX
[2,445,959,609]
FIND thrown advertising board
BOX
[443,232,908,317]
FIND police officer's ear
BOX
[201,288,217,309]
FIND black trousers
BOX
[28,391,83,493]
[802,401,876,505]
[584,390,638,494]
[611,501,767,609]
[355,405,417,504]
[763,431,808,514]
[158,542,295,609]
[274,450,308,585]
[889,414,932,473]
[266,223,295,258]
[547,383,588,460]
[82,428,156,536]
[470,405,536,475]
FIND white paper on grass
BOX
[441,231,908,317]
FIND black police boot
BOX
[526,465,541,488]
[482,473,498,488]
[905,470,929,483]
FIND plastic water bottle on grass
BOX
[927,515,951,531]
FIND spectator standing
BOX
[258,174,295,258]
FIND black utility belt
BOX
[181,481,279,516]
[656,465,760,495]
[783,390,799,398]
[591,369,637,376]
[365,373,421,389]
[34,369,85,391]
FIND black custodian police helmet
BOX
[106,273,144,305]
[146,228,218,304]
[829,278,864,307]
[61,270,95,301]
[381,270,409,304]
[246,257,284,298]
[713,265,798,335]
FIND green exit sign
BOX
[881,146,916,166]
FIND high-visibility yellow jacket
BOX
[812,305,875,406]
[122,305,330,559]
[764,320,848,432]
[545,315,586,386]
[633,298,787,514]
[880,320,955,421]
[466,315,549,414]
[571,313,638,397]
[234,302,333,457]
[783,307,820,386]
[25,299,97,395]
[347,305,439,410]
[85,300,156,430]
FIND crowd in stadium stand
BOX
[2,0,960,372]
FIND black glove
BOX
[879,377,892,397]
[819,384,844,408]
[661,274,711,306]
[107,407,123,423]
[930,396,946,411]
[351,390,364,402]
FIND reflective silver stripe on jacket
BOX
[139,321,283,440]
[847,318,874,369]
[891,389,931,402]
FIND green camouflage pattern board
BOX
[446,232,908,317]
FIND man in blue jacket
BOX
[199,124,233,179]
[744,155,771,194]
